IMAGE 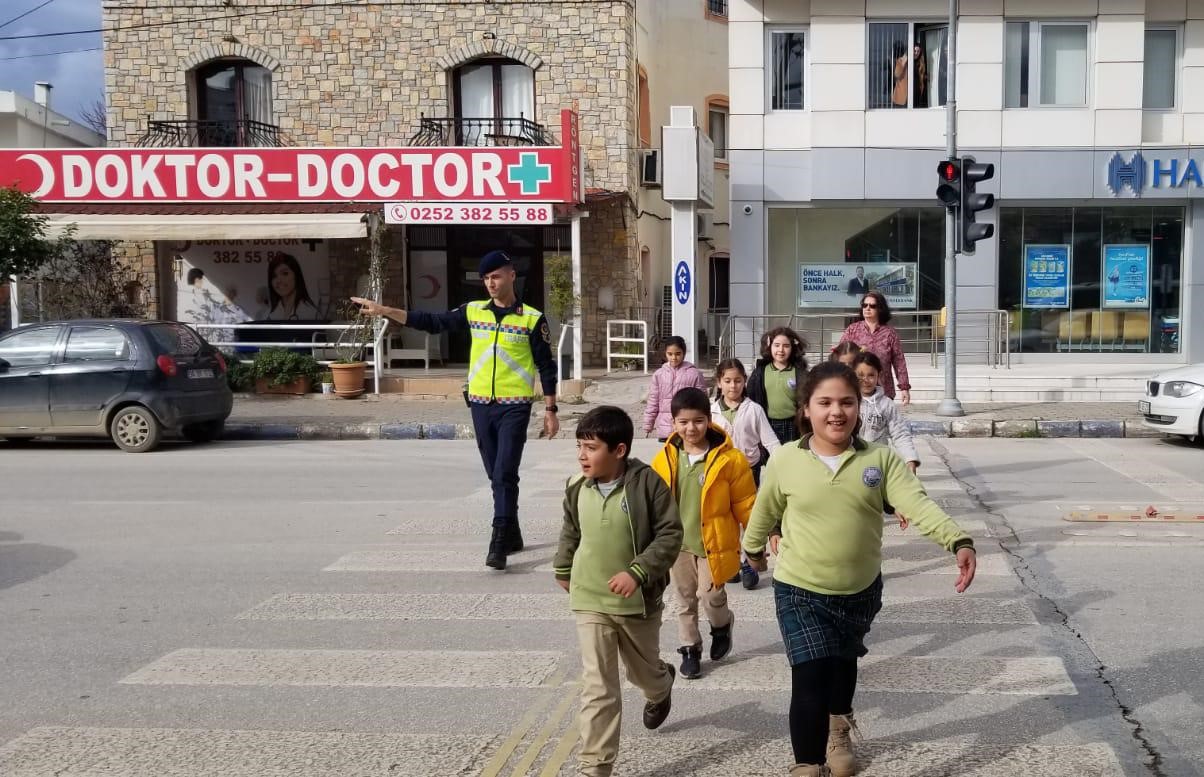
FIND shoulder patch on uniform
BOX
[862,466,883,488]
[540,320,551,343]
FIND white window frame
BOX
[765,26,809,113]
[865,19,949,111]
[1004,20,1093,109]
[707,104,728,162]
[1143,25,1181,112]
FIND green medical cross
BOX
[507,153,552,195]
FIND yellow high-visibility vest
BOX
[465,301,542,403]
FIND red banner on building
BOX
[0,110,584,205]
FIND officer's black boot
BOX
[505,519,524,553]
[485,524,508,570]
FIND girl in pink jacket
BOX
[643,335,708,440]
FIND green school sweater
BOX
[569,481,645,616]
[676,449,707,557]
[743,437,973,595]
[764,366,797,420]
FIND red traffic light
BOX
[937,160,960,182]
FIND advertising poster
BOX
[1022,244,1070,309]
[173,239,332,330]
[1103,245,1151,309]
[797,263,917,309]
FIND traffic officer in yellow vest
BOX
[351,250,559,570]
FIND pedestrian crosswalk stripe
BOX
[0,726,502,777]
[119,649,563,689]
[238,592,1036,625]
[625,654,1076,696]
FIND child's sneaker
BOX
[709,615,733,660]
[677,645,702,679]
[739,560,760,589]
[642,665,675,729]
[827,713,861,777]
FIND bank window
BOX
[1143,28,1178,111]
[1005,22,1090,108]
[708,103,728,161]
[768,28,806,111]
[867,22,948,109]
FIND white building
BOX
[727,1,1203,365]
[0,83,105,149]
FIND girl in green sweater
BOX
[743,362,978,777]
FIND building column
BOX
[1184,201,1204,363]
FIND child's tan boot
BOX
[827,713,861,777]
[788,764,826,777]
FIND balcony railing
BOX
[409,115,554,147]
[707,0,728,16]
[137,119,287,148]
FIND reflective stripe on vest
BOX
[464,301,541,403]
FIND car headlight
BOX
[1163,381,1203,398]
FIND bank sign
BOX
[0,110,583,205]
[1106,150,1204,196]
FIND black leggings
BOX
[789,657,858,765]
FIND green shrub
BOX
[249,347,321,387]
[223,352,254,393]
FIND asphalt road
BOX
[0,436,1200,776]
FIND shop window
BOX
[1143,28,1178,111]
[998,207,1182,354]
[195,59,274,144]
[638,67,652,148]
[1004,22,1089,108]
[454,57,536,144]
[768,28,806,111]
[866,22,948,109]
[706,99,728,162]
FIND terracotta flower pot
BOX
[330,362,367,398]
[254,376,312,396]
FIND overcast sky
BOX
[0,0,103,124]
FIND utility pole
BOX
[936,0,964,417]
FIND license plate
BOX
[188,368,215,379]
[1138,400,1150,414]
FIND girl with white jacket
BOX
[712,358,780,590]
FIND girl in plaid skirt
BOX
[742,362,978,777]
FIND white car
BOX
[1140,363,1204,441]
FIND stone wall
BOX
[103,0,638,194]
[112,241,158,317]
[579,195,640,364]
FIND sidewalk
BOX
[224,374,1156,441]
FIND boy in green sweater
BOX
[554,405,684,777]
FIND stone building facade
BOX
[96,0,726,366]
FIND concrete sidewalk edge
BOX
[222,418,1163,441]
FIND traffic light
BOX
[935,158,961,210]
[960,155,995,255]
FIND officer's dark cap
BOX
[478,250,513,277]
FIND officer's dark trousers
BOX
[470,402,530,528]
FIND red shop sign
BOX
[1,110,584,205]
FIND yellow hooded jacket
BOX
[651,425,758,585]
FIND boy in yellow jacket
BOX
[652,386,758,679]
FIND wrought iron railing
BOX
[137,119,287,148]
[707,0,728,16]
[409,115,554,147]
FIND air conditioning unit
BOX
[640,149,662,187]
[696,213,712,239]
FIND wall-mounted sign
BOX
[674,260,692,305]
[1022,244,1070,309]
[384,201,554,225]
[1102,244,1151,309]
[797,263,917,309]
[0,111,583,205]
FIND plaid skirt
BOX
[769,416,799,445]
[773,576,884,666]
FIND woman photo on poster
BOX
[266,253,320,321]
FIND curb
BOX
[221,418,1156,441]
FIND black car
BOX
[0,320,233,452]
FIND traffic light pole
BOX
[937,0,965,417]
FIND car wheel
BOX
[110,406,162,453]
[182,420,224,444]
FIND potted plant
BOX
[545,254,579,380]
[318,370,334,396]
[329,302,376,398]
[250,348,320,395]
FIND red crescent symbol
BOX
[418,274,441,299]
